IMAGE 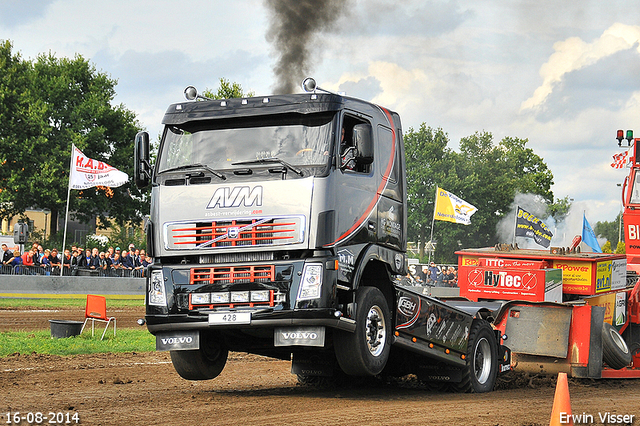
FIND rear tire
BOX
[170,337,228,380]
[602,322,631,370]
[451,320,498,393]
[334,286,391,376]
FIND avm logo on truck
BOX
[207,186,263,209]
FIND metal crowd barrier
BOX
[0,264,147,278]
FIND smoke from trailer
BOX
[264,0,351,94]
[496,193,606,250]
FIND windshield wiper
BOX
[157,163,226,180]
[232,158,303,176]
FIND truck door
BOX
[376,124,405,252]
[332,113,379,247]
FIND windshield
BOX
[157,112,334,174]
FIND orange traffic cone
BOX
[549,372,572,426]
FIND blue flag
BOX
[582,213,602,253]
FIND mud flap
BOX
[499,345,512,373]
[291,351,336,377]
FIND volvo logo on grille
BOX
[228,227,240,239]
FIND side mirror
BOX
[353,123,373,165]
[134,131,151,188]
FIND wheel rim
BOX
[474,337,492,384]
[609,328,630,354]
[365,305,386,357]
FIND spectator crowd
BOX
[405,262,458,287]
[0,242,152,277]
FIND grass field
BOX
[1,297,153,356]
[0,297,144,308]
[0,329,155,356]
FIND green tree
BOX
[404,124,457,259]
[616,240,625,254]
[595,212,623,247]
[0,42,144,234]
[548,196,573,223]
[602,241,612,253]
[404,127,555,262]
[202,77,255,100]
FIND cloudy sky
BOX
[3,0,640,229]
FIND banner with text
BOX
[433,187,477,225]
[69,146,129,190]
[515,206,553,248]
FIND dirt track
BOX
[2,306,640,425]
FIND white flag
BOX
[69,146,129,190]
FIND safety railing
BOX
[0,264,147,277]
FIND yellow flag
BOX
[434,187,477,225]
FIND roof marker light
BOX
[220,101,227,107]
[262,97,270,103]
[242,99,248,105]
[617,129,624,142]
[627,130,634,142]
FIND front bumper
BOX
[146,308,356,334]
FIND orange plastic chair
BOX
[80,294,116,340]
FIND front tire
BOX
[451,320,498,393]
[334,286,391,376]
[170,337,228,380]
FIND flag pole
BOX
[512,206,519,247]
[428,186,438,263]
[60,144,74,276]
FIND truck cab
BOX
[135,80,407,379]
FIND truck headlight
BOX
[231,291,250,303]
[297,264,323,300]
[149,270,167,306]
[251,290,270,302]
[211,292,230,304]
[191,293,210,305]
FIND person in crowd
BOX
[49,248,61,273]
[73,248,86,268]
[49,249,61,267]
[142,254,153,267]
[450,268,458,287]
[9,249,22,272]
[70,249,82,270]
[2,243,12,265]
[62,249,72,273]
[98,252,110,272]
[120,250,134,270]
[37,245,45,262]
[88,248,100,269]
[111,252,121,269]
[426,261,440,285]
[40,249,51,270]
[83,249,92,268]
[21,248,35,267]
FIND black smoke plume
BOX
[265,0,351,94]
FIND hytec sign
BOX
[459,265,561,303]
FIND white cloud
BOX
[521,23,640,111]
